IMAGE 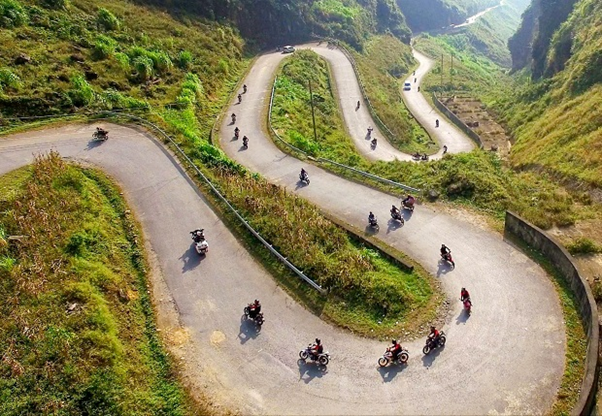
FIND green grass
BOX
[0,153,195,415]
[351,35,436,154]
[207,166,440,337]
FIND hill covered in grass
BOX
[0,153,193,415]
[496,0,602,189]
[136,0,412,49]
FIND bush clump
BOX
[97,7,119,31]
[0,0,27,28]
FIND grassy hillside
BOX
[495,0,602,189]
[136,0,412,49]
[0,153,193,415]
[0,0,243,138]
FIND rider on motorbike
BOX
[242,136,249,146]
[460,287,471,303]
[243,84,247,93]
[300,168,308,180]
[389,339,402,360]
[435,119,440,128]
[191,229,205,242]
[367,126,373,137]
[371,138,377,147]
[96,126,108,136]
[390,205,400,218]
[231,113,236,123]
[238,93,242,103]
[368,211,376,225]
[428,326,440,345]
[402,194,415,207]
[248,299,261,319]
[310,338,323,358]
[441,244,451,257]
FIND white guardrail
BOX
[1,111,326,294]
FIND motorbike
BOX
[390,209,404,224]
[402,199,415,212]
[231,113,237,124]
[299,346,330,366]
[371,138,377,149]
[234,130,239,139]
[243,306,265,326]
[441,251,455,267]
[238,94,242,104]
[243,84,247,94]
[242,136,249,149]
[422,331,447,355]
[435,119,439,128]
[461,298,472,314]
[378,347,409,367]
[92,129,109,141]
[369,217,378,228]
[299,172,310,185]
[366,128,373,138]
[190,231,209,255]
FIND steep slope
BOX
[136,0,412,48]
[498,0,602,188]
[0,0,242,125]
[508,0,579,78]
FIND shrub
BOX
[97,7,119,31]
[176,72,204,107]
[0,0,27,28]
[114,52,130,72]
[41,0,69,10]
[0,68,21,91]
[566,237,602,255]
[148,50,172,74]
[100,89,148,110]
[69,74,95,106]
[132,55,153,80]
[92,35,117,60]
[177,50,193,69]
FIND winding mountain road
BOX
[0,44,566,414]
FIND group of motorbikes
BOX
[367,195,415,229]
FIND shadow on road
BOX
[179,244,205,272]
[238,145,248,152]
[421,345,445,368]
[402,209,414,221]
[295,180,309,191]
[455,308,471,324]
[297,359,328,384]
[230,135,239,142]
[377,363,406,382]
[386,218,402,234]
[86,139,104,150]
[238,317,261,344]
[365,224,379,235]
[436,260,453,278]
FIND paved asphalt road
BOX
[0,45,565,414]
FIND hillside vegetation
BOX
[0,153,192,415]
[0,0,243,131]
[497,0,602,189]
[135,0,411,49]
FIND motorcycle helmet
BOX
[430,326,436,331]
[315,338,321,345]
[254,299,259,304]
[391,339,397,345]
[461,288,465,291]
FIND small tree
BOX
[0,0,28,28]
[41,0,69,10]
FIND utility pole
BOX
[450,53,454,92]
[441,53,444,92]
[308,80,318,143]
